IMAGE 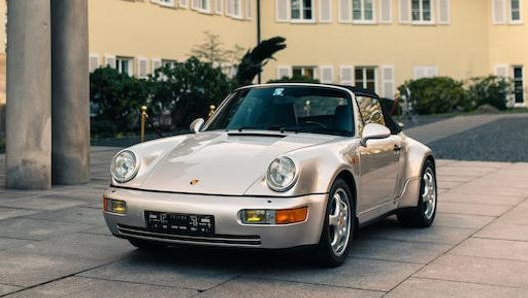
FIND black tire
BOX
[128,239,166,250]
[397,159,437,228]
[316,178,355,267]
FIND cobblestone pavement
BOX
[404,113,528,162]
[0,115,527,297]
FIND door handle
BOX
[393,144,402,153]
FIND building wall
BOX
[260,0,491,99]
[0,0,527,108]
[88,0,257,76]
[488,0,528,106]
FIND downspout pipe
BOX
[257,0,261,84]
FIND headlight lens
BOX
[110,150,139,183]
[266,156,298,192]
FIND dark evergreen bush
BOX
[466,75,513,111]
[398,77,469,115]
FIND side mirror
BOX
[360,123,391,147]
[190,118,204,133]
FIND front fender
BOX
[397,135,434,208]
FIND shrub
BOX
[399,77,469,115]
[148,57,234,129]
[90,67,151,137]
[466,75,513,110]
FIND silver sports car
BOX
[103,83,437,267]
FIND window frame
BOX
[411,0,434,24]
[293,65,318,80]
[513,65,525,105]
[192,0,212,13]
[290,0,316,22]
[510,0,523,23]
[354,66,377,92]
[226,0,243,18]
[352,0,376,23]
[116,56,134,76]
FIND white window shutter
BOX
[89,54,99,72]
[320,65,334,83]
[413,66,426,79]
[215,0,223,13]
[192,0,200,9]
[380,0,392,23]
[339,0,352,22]
[340,65,354,85]
[427,66,438,77]
[277,66,292,79]
[319,0,332,22]
[179,0,188,7]
[137,58,149,78]
[152,59,162,72]
[493,0,506,24]
[246,0,253,19]
[437,0,450,24]
[104,55,116,68]
[381,65,395,98]
[276,0,289,22]
[495,64,509,77]
[399,0,410,23]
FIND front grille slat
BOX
[117,224,261,246]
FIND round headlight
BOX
[266,156,298,192]
[110,150,139,183]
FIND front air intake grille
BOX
[117,224,261,246]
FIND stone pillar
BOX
[51,0,90,184]
[6,0,52,189]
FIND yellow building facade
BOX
[1,0,527,107]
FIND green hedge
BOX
[398,76,513,115]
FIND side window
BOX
[356,96,385,130]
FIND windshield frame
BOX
[203,84,356,137]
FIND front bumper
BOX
[103,187,328,249]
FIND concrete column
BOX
[6,0,52,189]
[51,0,90,184]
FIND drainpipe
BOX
[257,0,261,84]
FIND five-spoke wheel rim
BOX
[422,167,437,220]
[328,188,351,257]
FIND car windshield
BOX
[204,85,355,136]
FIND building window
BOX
[511,0,521,22]
[355,67,376,91]
[413,66,438,79]
[226,0,242,18]
[353,0,374,22]
[158,0,175,7]
[513,66,524,104]
[162,59,178,69]
[192,0,211,12]
[412,0,432,22]
[116,57,133,75]
[291,0,313,20]
[293,66,316,79]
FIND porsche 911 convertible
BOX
[103,83,437,267]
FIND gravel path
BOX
[427,116,528,162]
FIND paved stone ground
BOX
[0,115,527,297]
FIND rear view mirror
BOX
[190,118,204,133]
[360,123,391,147]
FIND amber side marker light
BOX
[275,207,308,224]
[103,197,127,215]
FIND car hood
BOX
[139,131,334,195]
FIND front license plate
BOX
[145,211,215,236]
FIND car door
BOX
[355,96,401,214]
